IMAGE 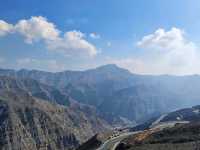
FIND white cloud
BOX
[130,27,200,75]
[15,16,60,43]
[0,20,13,36]
[0,16,98,57]
[90,33,101,39]
[47,30,97,57]
[137,27,192,51]
[103,27,200,75]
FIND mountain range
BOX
[1,64,200,125]
[0,76,110,150]
[1,64,200,149]
[80,104,200,150]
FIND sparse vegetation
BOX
[116,123,200,150]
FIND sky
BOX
[1,0,200,75]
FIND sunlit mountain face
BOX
[1,0,200,150]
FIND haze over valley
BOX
[1,0,200,149]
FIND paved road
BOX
[96,121,188,150]
[97,132,139,150]
[96,120,189,150]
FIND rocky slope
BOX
[0,76,70,106]
[131,105,200,132]
[0,77,111,150]
[79,105,200,150]
[1,64,200,125]
[160,105,200,123]
[116,123,200,150]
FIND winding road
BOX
[96,120,189,150]
[97,131,139,150]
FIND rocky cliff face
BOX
[0,77,110,150]
[0,76,70,106]
[1,65,200,126]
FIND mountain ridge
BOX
[1,64,200,126]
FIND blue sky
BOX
[1,0,200,74]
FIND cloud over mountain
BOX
[0,16,97,57]
[111,27,200,75]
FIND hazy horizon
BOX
[2,63,200,76]
[1,0,200,75]
[2,1,200,150]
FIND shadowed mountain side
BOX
[1,65,200,125]
[0,77,111,150]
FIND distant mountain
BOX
[0,64,135,89]
[0,76,110,150]
[1,65,200,126]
